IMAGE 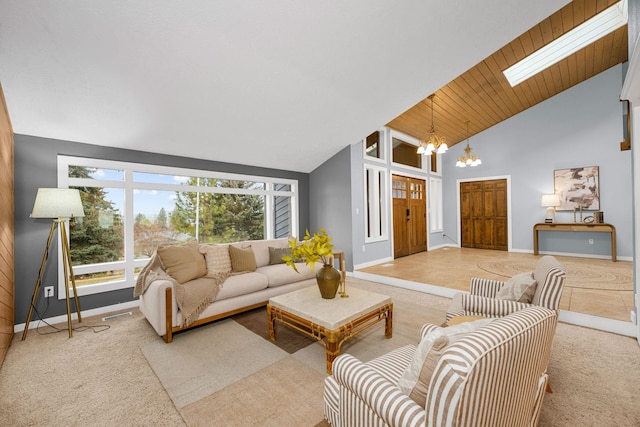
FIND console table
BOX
[533,222,617,261]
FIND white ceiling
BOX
[0,1,569,173]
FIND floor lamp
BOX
[22,188,85,340]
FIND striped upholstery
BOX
[324,345,416,426]
[469,277,503,297]
[446,256,566,321]
[324,307,557,427]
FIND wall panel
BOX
[0,82,14,367]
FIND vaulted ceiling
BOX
[387,0,628,147]
[0,1,604,173]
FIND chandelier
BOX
[456,121,482,167]
[417,95,448,155]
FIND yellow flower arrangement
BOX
[283,228,334,273]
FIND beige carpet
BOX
[1,278,639,426]
[477,258,633,290]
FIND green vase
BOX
[316,265,341,299]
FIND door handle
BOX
[406,208,410,221]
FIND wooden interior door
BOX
[460,179,508,250]
[392,175,427,258]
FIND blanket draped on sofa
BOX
[134,253,228,327]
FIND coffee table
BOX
[267,286,393,374]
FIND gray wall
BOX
[309,145,354,269]
[312,62,631,271]
[443,64,632,258]
[14,135,311,324]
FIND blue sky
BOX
[88,168,190,219]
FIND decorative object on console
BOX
[23,188,85,340]
[283,228,340,299]
[594,211,604,223]
[541,194,561,223]
[456,121,482,167]
[554,166,600,211]
[416,94,448,156]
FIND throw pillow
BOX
[397,317,494,407]
[229,245,257,273]
[496,272,537,303]
[156,241,207,284]
[268,246,292,265]
[199,244,232,276]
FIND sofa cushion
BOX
[256,263,317,287]
[199,244,232,276]
[229,245,257,273]
[216,272,269,300]
[397,318,494,407]
[157,241,207,284]
[496,272,537,303]
[268,246,292,265]
[240,239,289,267]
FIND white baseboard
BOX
[15,300,140,333]
[353,271,458,298]
[354,271,636,337]
[353,256,394,270]
[558,309,637,337]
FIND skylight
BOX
[503,0,628,87]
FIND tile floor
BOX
[357,247,634,322]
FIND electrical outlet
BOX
[588,238,594,245]
[44,286,54,298]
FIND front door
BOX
[392,175,427,258]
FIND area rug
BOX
[141,319,289,409]
[477,258,632,290]
[232,307,317,354]
[138,279,640,426]
[141,282,444,425]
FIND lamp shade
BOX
[540,194,561,207]
[30,188,85,219]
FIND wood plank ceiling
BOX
[386,0,628,148]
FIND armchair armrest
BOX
[333,354,426,426]
[419,323,442,340]
[460,293,531,317]
[470,277,505,297]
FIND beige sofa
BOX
[137,238,317,342]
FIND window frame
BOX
[429,177,443,232]
[57,155,299,298]
[363,164,389,243]
[362,129,387,164]
[389,129,428,173]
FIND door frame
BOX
[456,175,513,251]
[390,170,430,257]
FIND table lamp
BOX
[541,194,561,223]
[22,188,85,339]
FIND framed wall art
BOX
[554,166,600,211]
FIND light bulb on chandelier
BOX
[417,95,447,156]
[456,121,482,167]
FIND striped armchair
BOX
[324,306,558,427]
[445,255,566,322]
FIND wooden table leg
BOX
[325,330,340,375]
[267,304,276,341]
[385,303,393,338]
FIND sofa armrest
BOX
[138,278,177,337]
[332,354,426,426]
[460,293,531,317]
[470,277,505,297]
